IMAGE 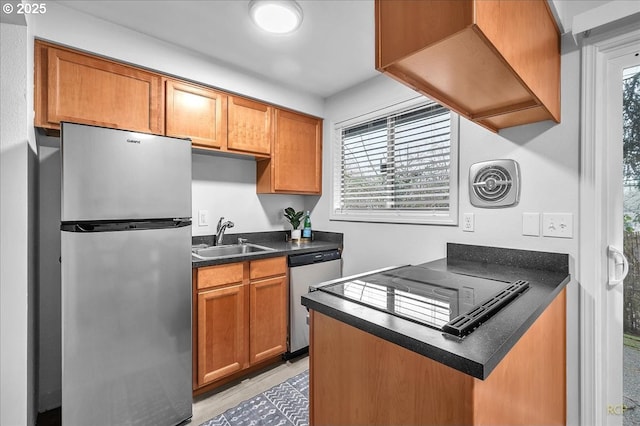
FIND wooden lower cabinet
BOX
[309,288,566,425]
[197,283,247,385]
[250,275,288,363]
[194,257,288,391]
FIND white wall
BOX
[192,153,304,236]
[8,0,629,421]
[0,21,37,426]
[35,145,306,412]
[311,35,581,425]
[550,0,639,34]
[31,3,313,411]
[314,67,580,274]
[550,0,612,32]
[36,143,62,411]
[29,2,323,118]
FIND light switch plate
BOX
[522,213,540,236]
[542,213,573,238]
[198,210,209,227]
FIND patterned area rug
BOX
[200,370,309,426]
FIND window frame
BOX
[330,97,459,225]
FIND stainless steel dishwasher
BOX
[287,249,342,357]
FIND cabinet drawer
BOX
[197,263,244,290]
[250,256,287,280]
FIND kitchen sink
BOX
[192,243,274,260]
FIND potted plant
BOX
[284,207,304,241]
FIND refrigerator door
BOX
[61,225,192,426]
[61,122,191,222]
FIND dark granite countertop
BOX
[191,230,343,268]
[301,243,570,380]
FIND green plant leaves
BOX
[284,207,304,229]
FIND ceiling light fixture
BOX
[249,0,303,34]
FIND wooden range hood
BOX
[375,0,561,132]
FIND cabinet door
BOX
[165,80,227,149]
[197,284,247,386]
[249,275,287,364]
[257,109,322,194]
[228,96,272,155]
[36,42,162,133]
[274,110,322,193]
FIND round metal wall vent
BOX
[472,165,512,202]
[469,160,520,208]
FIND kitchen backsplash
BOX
[191,153,305,236]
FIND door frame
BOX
[579,25,640,426]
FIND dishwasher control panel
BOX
[288,249,341,267]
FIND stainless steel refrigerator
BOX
[60,122,192,425]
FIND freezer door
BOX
[61,225,192,426]
[61,122,191,221]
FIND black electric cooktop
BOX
[316,265,529,337]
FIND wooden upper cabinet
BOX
[34,40,162,134]
[34,40,324,182]
[165,79,227,149]
[256,109,322,194]
[375,0,560,132]
[227,96,272,156]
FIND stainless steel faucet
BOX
[215,217,234,245]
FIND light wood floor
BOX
[190,355,309,425]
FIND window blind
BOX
[333,101,457,224]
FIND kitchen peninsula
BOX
[302,244,569,425]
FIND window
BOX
[332,99,458,225]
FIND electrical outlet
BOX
[463,213,474,232]
[542,213,573,238]
[198,210,209,227]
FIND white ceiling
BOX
[58,0,378,99]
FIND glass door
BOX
[604,53,638,426]
[622,63,639,426]
[580,27,639,426]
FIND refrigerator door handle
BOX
[61,219,192,233]
[172,219,192,227]
[76,224,93,232]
